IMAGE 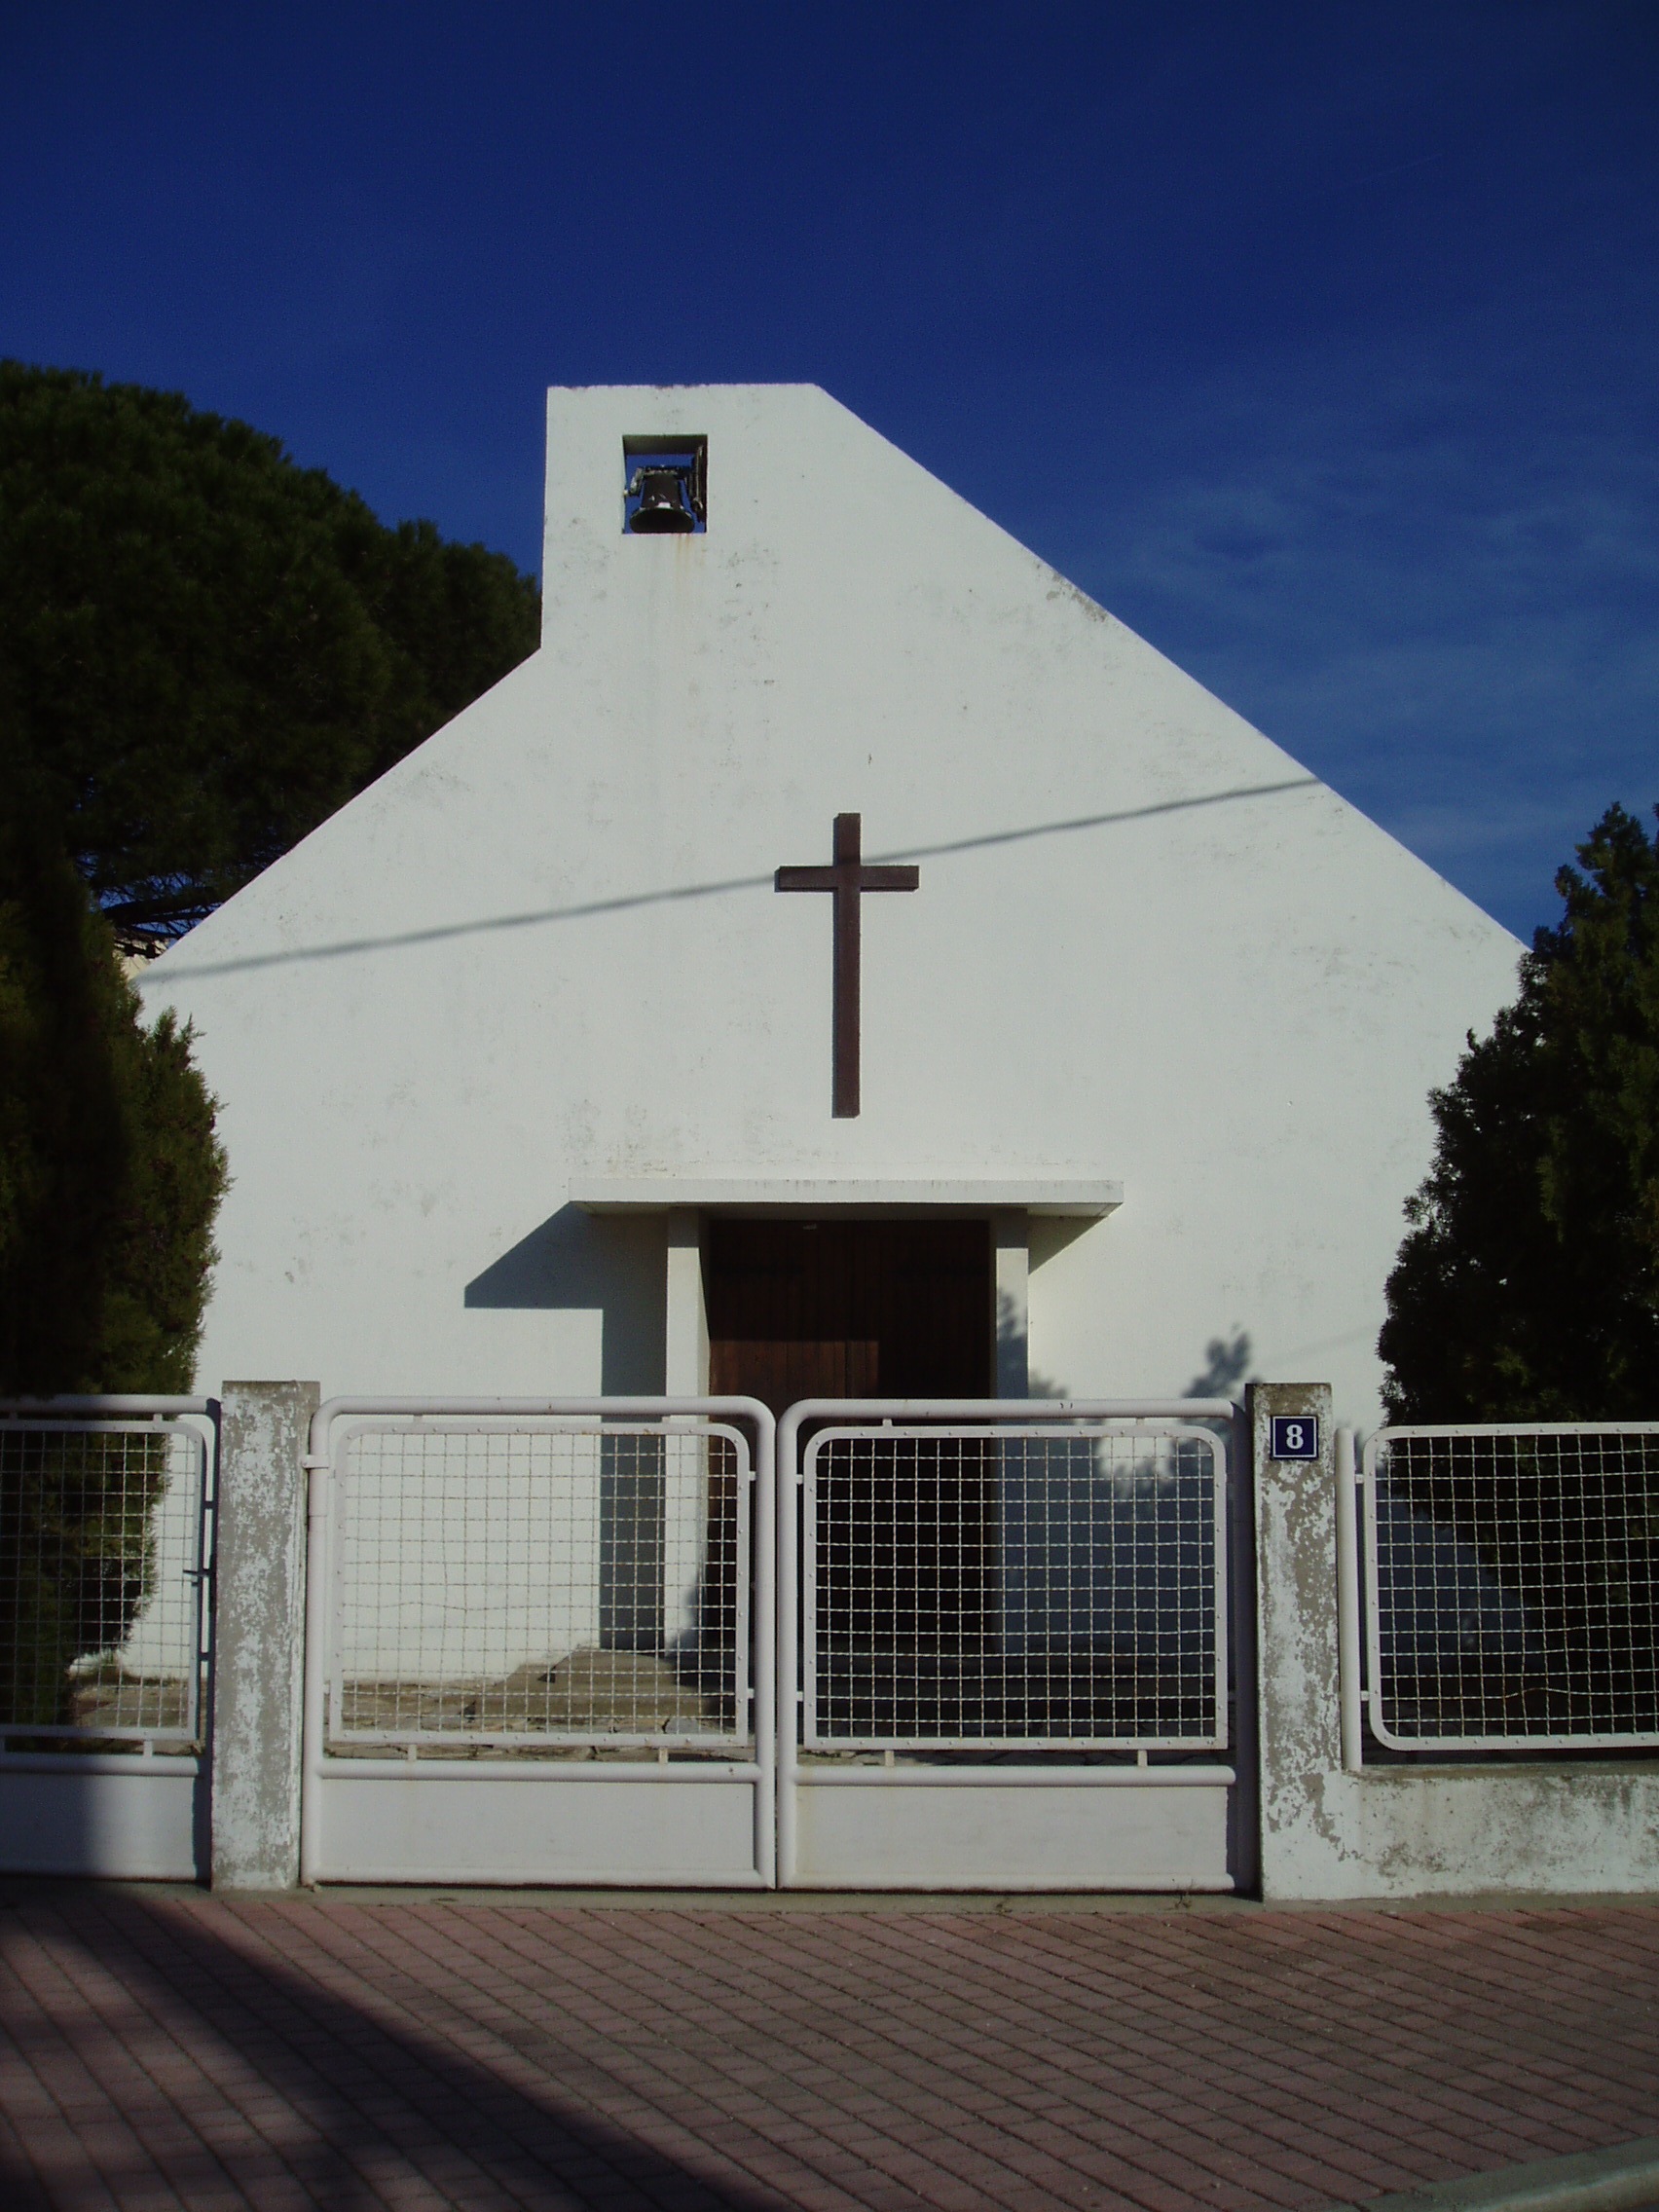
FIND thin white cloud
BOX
[1040,331,1659,933]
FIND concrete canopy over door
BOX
[568,1179,1123,1403]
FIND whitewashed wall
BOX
[140,386,1522,1430]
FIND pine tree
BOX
[0,360,540,944]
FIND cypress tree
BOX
[0,773,226,1394]
[0,764,227,1723]
[1377,805,1659,1724]
[1380,802,1659,1421]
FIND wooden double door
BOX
[705,1218,999,1695]
[704,1218,992,1415]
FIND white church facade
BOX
[142,385,1521,1427]
[37,387,1659,1901]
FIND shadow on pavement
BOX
[0,1884,791,2209]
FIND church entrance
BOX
[704,1218,992,1412]
[705,1218,996,1707]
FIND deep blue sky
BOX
[5,2,1655,940]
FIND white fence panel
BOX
[1360,1423,1659,1754]
[0,1406,212,1748]
[328,1419,752,1749]
[801,1423,1227,1752]
[0,1399,213,1878]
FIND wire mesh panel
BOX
[330,1420,751,1748]
[1364,1424,1659,1751]
[0,1420,208,1743]
[802,1424,1226,1751]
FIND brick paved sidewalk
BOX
[2,1892,1658,2212]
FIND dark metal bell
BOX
[628,466,695,534]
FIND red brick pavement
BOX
[2,1891,1658,2211]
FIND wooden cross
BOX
[775,813,919,1118]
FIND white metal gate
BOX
[779,1398,1243,1891]
[301,1397,775,1886]
[0,1396,215,1878]
[300,1393,1243,1889]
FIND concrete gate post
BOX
[209,1382,319,1889]
[1248,1382,1338,1902]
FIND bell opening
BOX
[622,436,707,535]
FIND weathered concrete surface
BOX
[209,1382,317,1889]
[1253,1382,1342,1899]
[1253,1382,1659,1900]
[1303,1761,1659,1900]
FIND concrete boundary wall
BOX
[70,1370,1656,1896]
[1252,1382,1659,1901]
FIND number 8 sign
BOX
[1270,1415,1320,1461]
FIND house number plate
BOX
[1270,1415,1320,1461]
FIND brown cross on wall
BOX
[776,813,919,1118]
